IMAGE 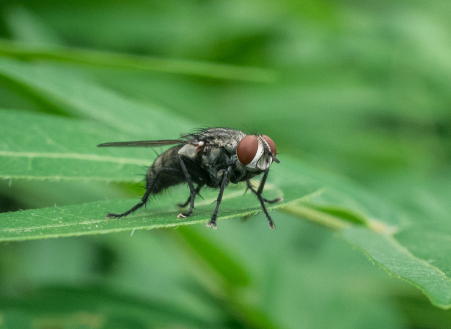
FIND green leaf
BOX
[343,227,451,309]
[0,57,194,136]
[0,181,307,241]
[0,109,153,181]
[0,39,276,83]
[285,183,451,308]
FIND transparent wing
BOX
[97,140,186,148]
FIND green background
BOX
[0,0,451,328]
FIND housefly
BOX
[98,128,281,229]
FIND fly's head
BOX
[236,134,279,171]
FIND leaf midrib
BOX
[0,150,152,165]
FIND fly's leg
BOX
[178,185,203,208]
[207,166,232,229]
[246,170,282,229]
[106,168,181,219]
[246,181,282,204]
[177,156,198,218]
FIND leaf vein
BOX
[0,151,152,165]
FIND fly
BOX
[98,128,281,229]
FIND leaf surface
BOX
[0,57,193,136]
[0,110,152,181]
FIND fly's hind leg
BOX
[178,185,203,208]
[106,168,180,219]
[246,170,282,229]
[177,156,199,218]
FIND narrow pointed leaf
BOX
[0,39,277,82]
[0,57,193,136]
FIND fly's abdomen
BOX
[145,145,185,194]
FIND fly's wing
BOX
[97,140,187,148]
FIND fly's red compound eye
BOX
[262,135,276,155]
[237,135,258,165]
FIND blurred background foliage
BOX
[0,0,450,328]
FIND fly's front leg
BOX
[246,170,282,229]
[246,179,282,204]
[177,156,198,218]
[207,166,232,229]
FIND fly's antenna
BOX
[270,153,280,163]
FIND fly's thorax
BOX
[197,146,219,168]
[236,135,277,171]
